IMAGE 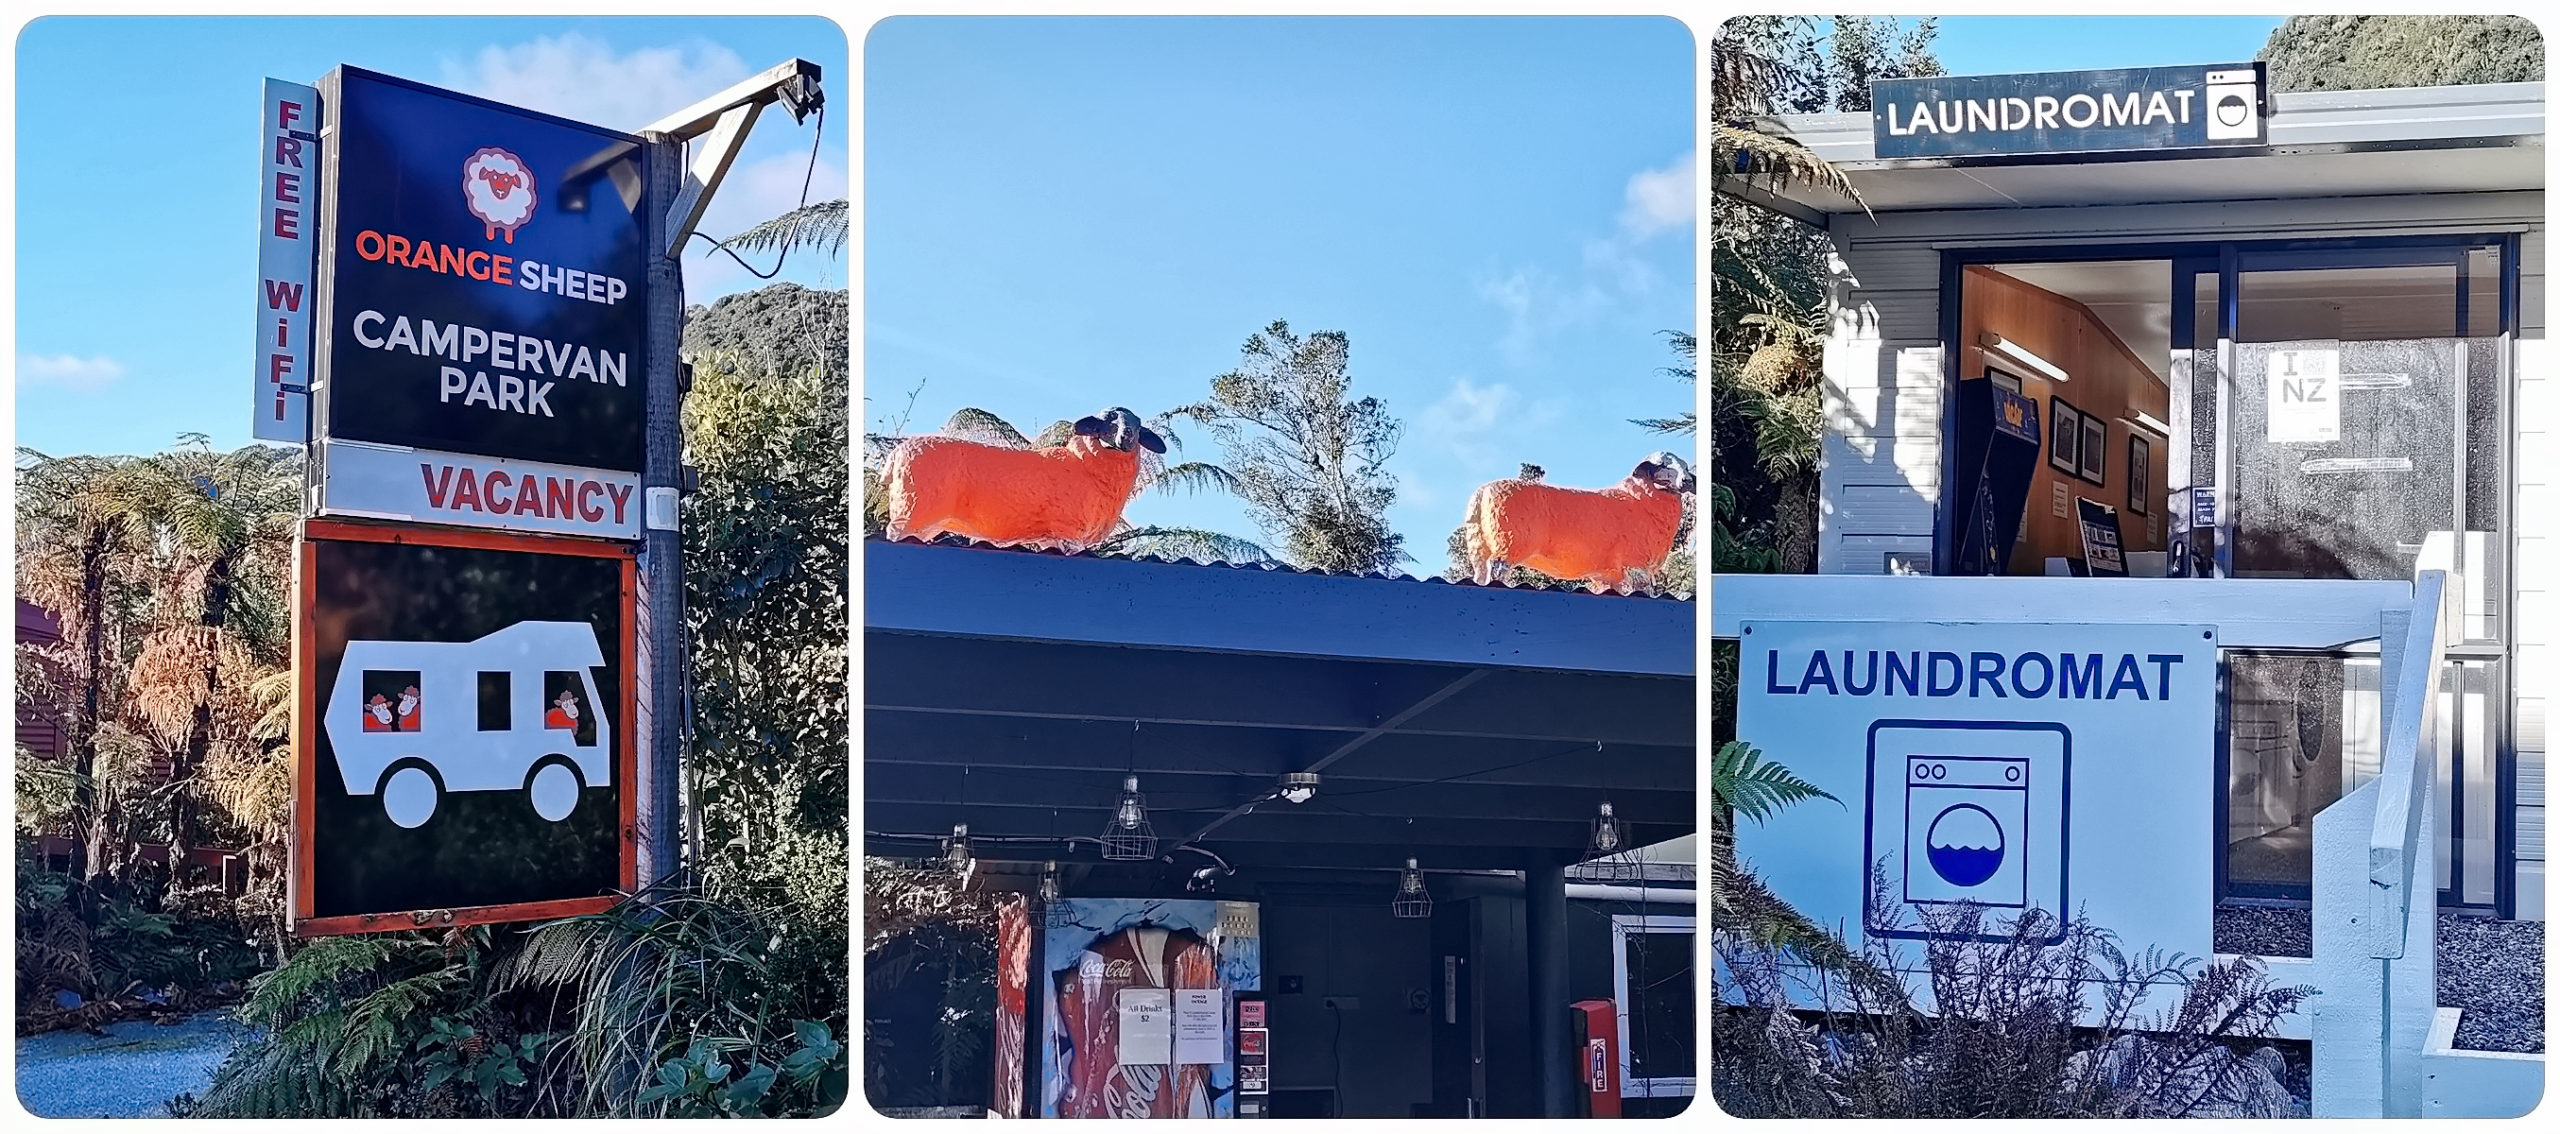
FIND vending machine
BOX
[1234,993,1270,1118]
[1023,898,1262,1118]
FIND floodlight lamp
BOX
[1279,772,1321,804]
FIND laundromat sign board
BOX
[1871,63,2266,160]
[1734,620,2215,964]
[310,66,648,482]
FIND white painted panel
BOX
[2519,751,2544,808]
[1837,190,2541,246]
[2521,697,2546,756]
[1828,391,1940,437]
[2519,643,2550,700]
[1824,433,1941,488]
[1832,484,1934,536]
[1827,535,1932,576]
[1711,574,2412,648]
[2522,226,2544,275]
[2421,1012,2545,1119]
[2520,274,2545,335]
[2517,590,2552,654]
[2522,433,2553,488]
[2517,860,2545,921]
[1835,291,1939,343]
[2520,806,2546,860]
[1833,245,1942,293]
[1825,339,1947,392]
[2521,351,2554,431]
[1827,382,1949,431]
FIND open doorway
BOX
[1953,260,2174,577]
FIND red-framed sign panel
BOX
[292,517,637,936]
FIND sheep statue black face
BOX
[1072,407,1168,454]
[1632,451,1697,495]
[1459,449,1697,595]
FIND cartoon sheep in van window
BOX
[326,621,612,829]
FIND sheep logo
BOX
[461,146,537,243]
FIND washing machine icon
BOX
[1864,721,2071,942]
[1903,756,2029,908]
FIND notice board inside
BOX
[293,519,635,934]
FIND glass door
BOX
[2196,241,2512,908]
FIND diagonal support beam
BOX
[661,102,762,256]
[1176,668,1491,847]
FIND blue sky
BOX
[14,16,847,460]
[865,16,1698,565]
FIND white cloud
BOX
[1421,377,1561,472]
[1618,151,1697,239]
[18,354,124,391]
[1479,150,1695,362]
[439,34,752,132]
[1478,266,1609,366]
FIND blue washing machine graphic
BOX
[1865,721,2071,942]
[1904,756,2029,908]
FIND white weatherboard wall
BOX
[1819,189,2546,919]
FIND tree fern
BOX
[1714,740,1839,824]
[941,408,1031,449]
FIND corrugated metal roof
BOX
[865,533,1696,602]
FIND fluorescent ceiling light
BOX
[1979,332,2068,383]
[2121,411,2172,437]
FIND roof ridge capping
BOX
[863,534,1694,600]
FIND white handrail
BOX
[2367,568,2458,959]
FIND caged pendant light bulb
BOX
[1581,800,1638,884]
[1100,775,1157,860]
[1390,858,1434,919]
[1591,801,1623,854]
[1041,860,1074,927]
[942,823,975,887]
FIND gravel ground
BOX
[2213,904,2313,958]
[14,1010,248,1117]
[2210,905,2543,1054]
[2436,915,2544,1053]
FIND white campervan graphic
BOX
[326,620,613,829]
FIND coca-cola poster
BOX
[992,895,1031,1118]
[1040,898,1260,1118]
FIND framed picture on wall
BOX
[2048,397,2082,474]
[2128,433,2151,515]
[2079,414,2106,486]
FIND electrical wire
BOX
[1317,739,1604,799]
[683,102,828,280]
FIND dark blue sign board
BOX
[313,67,648,472]
[1872,63,2265,161]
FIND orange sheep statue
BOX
[1461,451,1695,594]
[882,406,1166,553]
